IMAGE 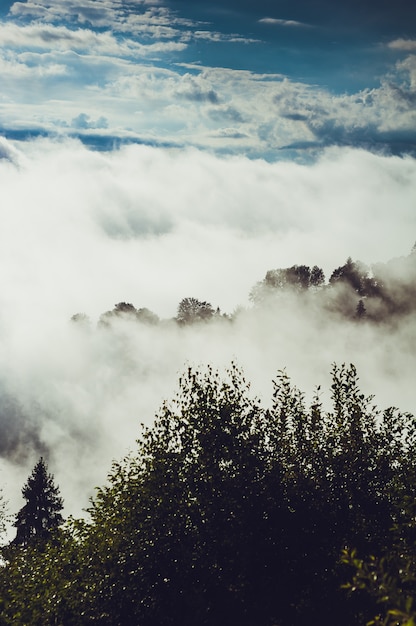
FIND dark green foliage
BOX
[2,365,415,626]
[342,469,416,625]
[0,525,85,626]
[12,457,63,547]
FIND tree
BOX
[13,457,63,546]
[65,364,415,626]
[136,307,159,325]
[250,264,325,304]
[310,264,325,288]
[176,297,214,324]
[98,302,160,328]
[355,298,366,319]
[0,524,85,626]
[1,365,416,626]
[70,312,90,325]
[0,488,7,541]
[329,257,381,298]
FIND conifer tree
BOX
[13,457,63,546]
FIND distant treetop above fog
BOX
[71,246,416,329]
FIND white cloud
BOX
[0,137,415,535]
[0,21,186,56]
[258,17,311,27]
[0,50,67,78]
[1,50,415,156]
[388,38,416,51]
[8,0,209,42]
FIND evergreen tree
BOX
[355,298,366,319]
[13,457,63,546]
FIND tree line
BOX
[72,245,416,328]
[1,363,416,625]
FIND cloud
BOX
[0,22,187,57]
[0,137,415,536]
[8,0,241,45]
[0,2,415,158]
[192,30,258,44]
[1,37,415,159]
[208,105,245,123]
[258,17,311,27]
[174,75,219,104]
[71,113,108,129]
[388,39,416,51]
[0,50,67,78]
[9,0,167,27]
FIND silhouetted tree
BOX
[310,264,325,287]
[2,364,416,626]
[13,457,63,546]
[355,299,366,319]
[176,297,214,324]
[250,264,325,303]
[59,364,412,626]
[99,302,159,327]
[329,257,378,297]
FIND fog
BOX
[0,136,415,537]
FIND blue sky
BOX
[0,0,415,158]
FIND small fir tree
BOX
[355,298,366,319]
[13,457,63,546]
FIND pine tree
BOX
[355,298,366,319]
[13,457,63,546]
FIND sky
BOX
[0,0,416,156]
[0,0,416,535]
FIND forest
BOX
[1,248,416,625]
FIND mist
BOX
[0,136,415,536]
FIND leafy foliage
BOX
[1,365,416,625]
[176,297,215,324]
[0,525,85,626]
[98,302,159,327]
[250,263,325,303]
[342,478,416,625]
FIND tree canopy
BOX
[1,364,415,625]
[176,297,215,324]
